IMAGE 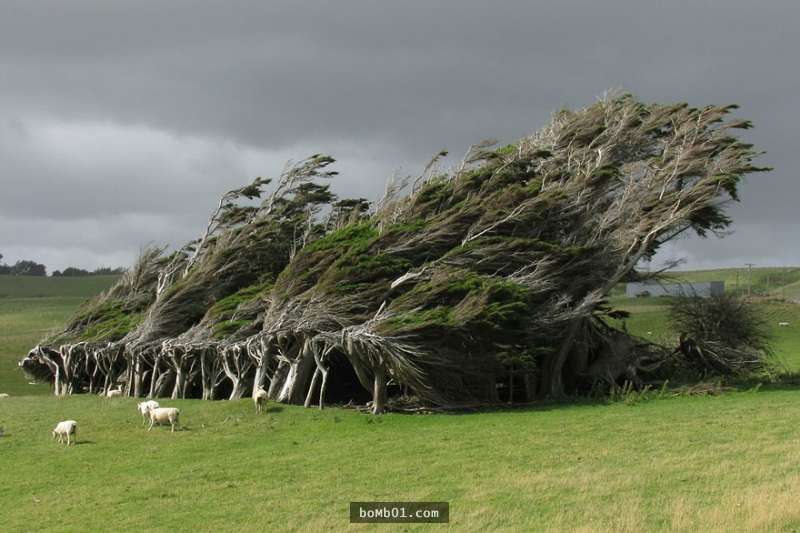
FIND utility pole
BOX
[745,263,756,298]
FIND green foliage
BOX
[334,253,411,291]
[207,280,273,320]
[302,222,377,254]
[385,271,530,340]
[668,294,774,376]
[494,143,517,156]
[385,306,456,329]
[382,218,426,235]
[212,319,252,339]
[80,307,143,342]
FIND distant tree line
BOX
[0,254,47,276]
[0,252,124,277]
[51,267,126,277]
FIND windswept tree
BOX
[22,93,768,409]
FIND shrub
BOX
[668,294,773,377]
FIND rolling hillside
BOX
[0,275,119,395]
[3,271,800,530]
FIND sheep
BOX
[778,322,790,327]
[137,400,160,425]
[148,407,180,432]
[52,420,77,446]
[254,388,268,413]
[106,388,123,398]
[0,393,9,398]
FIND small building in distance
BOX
[625,281,724,298]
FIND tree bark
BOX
[372,366,387,415]
[228,378,245,400]
[277,349,316,404]
[318,366,329,410]
[267,360,289,400]
[304,367,321,408]
[153,369,174,398]
[541,318,581,398]
[133,356,143,397]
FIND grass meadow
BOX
[3,271,800,531]
[0,275,118,396]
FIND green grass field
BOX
[0,275,119,396]
[609,295,800,370]
[4,272,800,531]
[4,391,800,530]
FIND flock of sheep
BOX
[46,387,270,446]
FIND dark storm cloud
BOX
[0,0,797,270]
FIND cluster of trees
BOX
[52,267,126,277]
[0,252,124,277]
[20,94,771,412]
[0,254,47,276]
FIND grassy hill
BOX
[0,275,119,395]
[0,274,119,299]
[3,392,800,530]
[661,267,800,299]
[608,267,800,370]
[3,270,800,530]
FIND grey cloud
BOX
[0,1,798,270]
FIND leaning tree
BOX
[20,93,767,410]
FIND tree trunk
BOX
[154,369,173,398]
[277,352,316,404]
[304,367,321,408]
[252,361,269,398]
[508,366,514,406]
[523,373,535,401]
[267,360,289,400]
[148,359,160,398]
[372,366,387,415]
[318,367,329,410]
[228,378,245,400]
[133,357,143,397]
[541,318,581,398]
[171,368,184,400]
[200,351,217,400]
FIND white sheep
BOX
[778,322,790,327]
[52,420,77,446]
[254,388,268,413]
[0,393,9,398]
[148,407,180,432]
[137,400,160,425]
[106,388,123,398]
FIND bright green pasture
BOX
[0,275,118,395]
[3,393,800,531]
[610,295,800,370]
[0,275,119,299]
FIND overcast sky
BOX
[1,1,797,272]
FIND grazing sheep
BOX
[254,388,268,413]
[778,322,790,327]
[52,420,77,446]
[148,407,180,432]
[0,393,9,398]
[137,400,160,425]
[106,388,123,398]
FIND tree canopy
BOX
[21,94,769,411]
